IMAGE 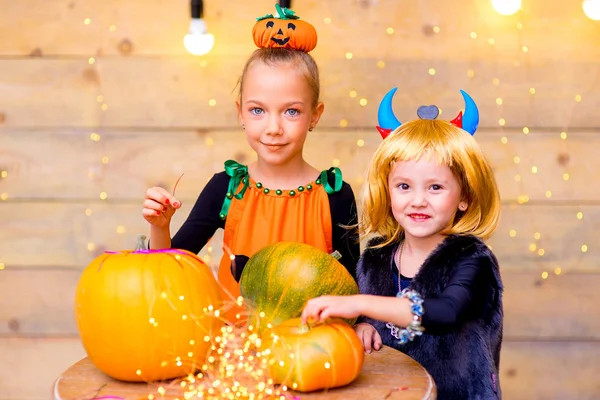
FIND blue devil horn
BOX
[460,90,479,135]
[377,87,402,138]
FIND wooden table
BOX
[53,346,436,400]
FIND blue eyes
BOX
[248,108,300,117]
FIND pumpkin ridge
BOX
[267,254,306,320]
[314,332,337,390]
[330,322,364,381]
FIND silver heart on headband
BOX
[375,88,480,139]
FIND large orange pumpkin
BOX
[239,242,359,327]
[74,236,223,382]
[265,318,365,392]
[253,4,317,52]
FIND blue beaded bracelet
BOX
[386,288,425,344]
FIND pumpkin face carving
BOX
[252,5,317,52]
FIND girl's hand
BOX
[354,323,382,354]
[142,187,181,228]
[301,295,364,324]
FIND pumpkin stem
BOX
[330,250,342,261]
[135,234,148,251]
[274,3,284,18]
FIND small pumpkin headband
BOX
[376,88,480,139]
[253,4,318,52]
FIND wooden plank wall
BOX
[1,0,599,399]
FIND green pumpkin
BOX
[239,242,359,327]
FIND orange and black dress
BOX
[171,160,360,321]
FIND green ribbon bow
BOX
[256,4,300,21]
[320,167,343,194]
[219,160,250,220]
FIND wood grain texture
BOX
[0,337,86,400]
[0,57,597,129]
[0,201,596,271]
[0,0,597,61]
[52,346,436,400]
[2,338,598,400]
[1,269,598,340]
[0,129,596,202]
[501,341,600,400]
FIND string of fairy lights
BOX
[316,0,596,281]
[0,1,597,399]
[0,2,597,282]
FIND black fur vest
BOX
[357,234,504,400]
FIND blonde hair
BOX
[360,119,501,248]
[237,48,320,110]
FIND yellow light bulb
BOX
[492,0,522,15]
[184,19,214,56]
[583,0,600,20]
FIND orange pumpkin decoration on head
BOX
[252,4,317,52]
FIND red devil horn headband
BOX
[376,88,480,139]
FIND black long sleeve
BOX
[420,258,490,334]
[328,181,360,280]
[170,172,228,253]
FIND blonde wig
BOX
[360,119,501,248]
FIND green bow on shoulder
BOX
[219,160,250,220]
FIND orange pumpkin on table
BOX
[74,235,223,382]
[252,4,317,52]
[265,318,365,392]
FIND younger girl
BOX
[302,90,503,399]
[142,5,359,322]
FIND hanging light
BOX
[184,0,215,56]
[491,0,521,15]
[583,0,600,20]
